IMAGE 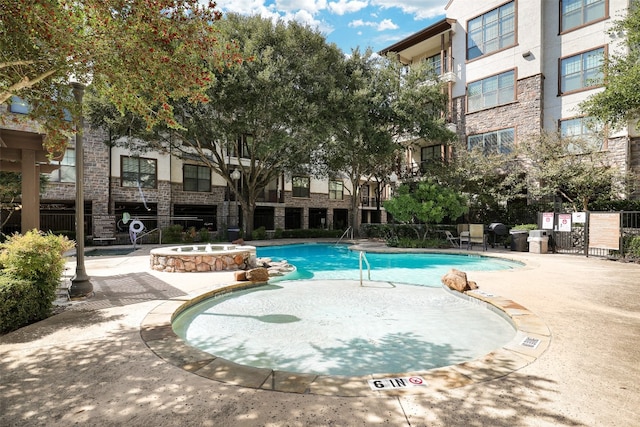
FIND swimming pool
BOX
[256,243,521,286]
[172,244,521,376]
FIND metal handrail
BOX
[132,227,162,247]
[359,251,371,286]
[336,226,352,244]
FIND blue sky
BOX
[213,0,446,54]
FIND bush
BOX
[624,234,640,258]
[252,226,267,240]
[0,230,74,333]
[0,275,40,334]
[162,225,184,244]
[281,228,343,238]
[197,228,212,243]
[273,228,284,239]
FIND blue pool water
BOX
[172,244,521,376]
[257,243,520,286]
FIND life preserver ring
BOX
[129,220,144,233]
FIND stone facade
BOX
[464,75,543,144]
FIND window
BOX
[467,70,515,112]
[329,180,344,200]
[467,1,515,60]
[228,134,252,158]
[49,149,76,183]
[420,145,444,172]
[561,0,606,32]
[121,156,157,188]
[468,128,514,154]
[425,52,448,75]
[9,96,29,114]
[292,176,310,198]
[560,47,604,94]
[183,164,211,192]
[560,117,604,151]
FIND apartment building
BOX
[0,104,356,239]
[380,0,638,194]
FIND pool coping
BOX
[140,279,551,397]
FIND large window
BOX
[467,1,515,60]
[183,164,211,192]
[121,156,157,188]
[560,47,604,94]
[560,116,604,151]
[561,0,606,32]
[329,180,344,200]
[468,128,514,154]
[292,176,310,198]
[467,70,515,112]
[49,149,75,183]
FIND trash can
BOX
[510,230,529,252]
[227,228,240,242]
[527,230,549,254]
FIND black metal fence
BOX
[540,211,640,258]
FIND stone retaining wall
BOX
[150,245,256,273]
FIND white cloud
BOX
[328,0,369,15]
[275,0,328,14]
[371,0,445,20]
[348,18,397,31]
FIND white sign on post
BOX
[558,213,572,232]
[542,212,554,230]
[572,212,586,223]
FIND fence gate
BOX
[540,211,640,258]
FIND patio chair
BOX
[467,224,487,251]
[444,231,460,248]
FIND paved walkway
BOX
[1,241,638,426]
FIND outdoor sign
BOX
[542,212,554,229]
[589,213,620,250]
[368,376,426,391]
[558,214,572,232]
[572,212,586,223]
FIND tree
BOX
[87,14,345,238]
[324,49,453,235]
[432,139,525,223]
[383,180,467,240]
[0,0,241,154]
[517,131,632,212]
[580,6,640,129]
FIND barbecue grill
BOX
[487,222,508,248]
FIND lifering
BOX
[129,220,144,233]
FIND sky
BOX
[213,0,447,54]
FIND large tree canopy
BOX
[88,14,345,237]
[0,0,240,154]
[581,6,640,129]
[323,49,453,234]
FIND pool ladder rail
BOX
[359,251,371,286]
[336,226,353,244]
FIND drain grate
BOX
[520,337,541,349]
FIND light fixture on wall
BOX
[522,51,532,58]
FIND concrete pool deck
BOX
[1,240,639,426]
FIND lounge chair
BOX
[444,231,460,248]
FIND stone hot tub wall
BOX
[150,246,257,273]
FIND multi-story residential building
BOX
[381,0,638,197]
[1,102,358,239]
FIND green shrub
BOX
[252,226,267,240]
[197,228,211,243]
[511,223,538,231]
[281,228,342,238]
[625,235,640,258]
[0,230,73,332]
[274,228,284,239]
[162,225,184,243]
[0,274,40,334]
